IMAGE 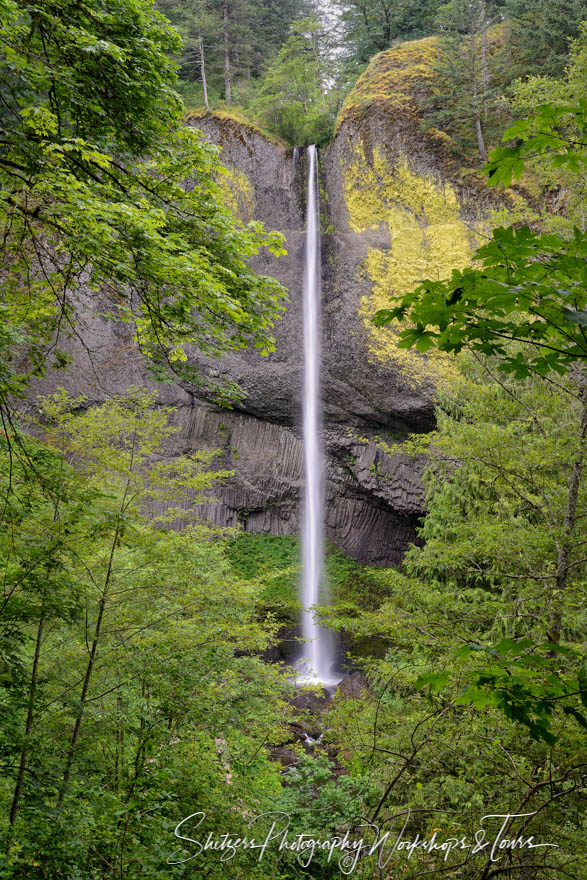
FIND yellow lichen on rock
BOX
[344,145,477,388]
[217,167,255,223]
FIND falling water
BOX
[296,145,339,687]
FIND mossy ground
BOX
[335,37,438,135]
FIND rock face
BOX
[171,110,446,566]
[27,51,497,565]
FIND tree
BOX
[333,0,444,67]
[373,98,587,753]
[505,0,587,79]
[505,24,587,234]
[0,390,289,875]
[321,362,586,878]
[0,0,287,427]
[156,0,311,107]
[157,0,221,108]
[427,0,509,162]
[251,15,342,145]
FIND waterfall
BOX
[296,145,339,687]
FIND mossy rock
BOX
[336,37,438,135]
[185,107,286,148]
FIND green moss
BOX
[336,37,438,135]
[344,145,482,388]
[225,534,393,622]
[185,107,286,147]
[217,166,255,223]
[226,534,300,624]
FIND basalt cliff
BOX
[27,39,500,566]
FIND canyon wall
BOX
[26,41,499,565]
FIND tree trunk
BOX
[199,37,209,111]
[57,517,122,805]
[475,110,487,162]
[481,11,489,122]
[549,382,587,643]
[6,614,45,854]
[470,26,487,162]
[380,0,391,44]
[223,0,231,106]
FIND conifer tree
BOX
[505,0,587,78]
[429,0,508,161]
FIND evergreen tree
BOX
[333,0,444,68]
[0,390,288,874]
[157,0,311,106]
[251,14,342,144]
[428,0,508,161]
[506,0,587,78]
[157,0,222,107]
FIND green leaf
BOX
[578,664,587,709]
[562,308,587,326]
[415,672,451,693]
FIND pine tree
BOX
[429,0,509,161]
[157,0,311,107]
[251,14,341,144]
[333,0,444,67]
[506,0,587,78]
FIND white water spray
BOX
[296,145,339,687]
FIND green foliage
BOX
[375,223,587,376]
[486,102,587,187]
[1,3,587,877]
[399,361,587,742]
[227,533,301,625]
[489,27,587,236]
[426,1,509,160]
[333,0,444,67]
[226,533,393,628]
[0,0,287,412]
[273,753,378,877]
[250,15,342,145]
[505,0,587,79]
[0,391,290,877]
[359,93,587,872]
[156,0,310,106]
[322,359,586,876]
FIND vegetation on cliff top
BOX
[335,37,438,133]
[157,0,585,157]
[185,106,287,146]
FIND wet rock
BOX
[27,91,500,566]
[336,671,371,699]
[270,746,298,768]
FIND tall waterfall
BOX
[297,145,338,687]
